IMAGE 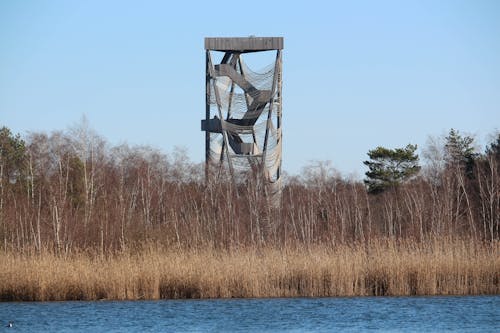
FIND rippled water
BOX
[1,296,498,332]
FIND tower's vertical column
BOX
[276,49,283,182]
[205,50,210,182]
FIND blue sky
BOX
[1,0,499,177]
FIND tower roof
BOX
[204,37,283,52]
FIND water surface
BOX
[1,296,498,332]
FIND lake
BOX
[1,296,498,332]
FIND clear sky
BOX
[1,0,499,177]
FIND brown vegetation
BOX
[0,124,499,300]
[0,238,497,301]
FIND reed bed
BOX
[0,238,498,301]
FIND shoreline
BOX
[3,294,498,303]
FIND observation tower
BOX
[202,37,283,201]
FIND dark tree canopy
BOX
[364,144,421,194]
[486,133,500,160]
[0,126,27,185]
[444,128,477,177]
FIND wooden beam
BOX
[205,37,283,51]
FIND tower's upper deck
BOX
[204,37,283,52]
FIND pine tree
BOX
[444,128,477,177]
[364,144,421,194]
[0,126,27,185]
[486,133,500,160]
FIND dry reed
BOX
[0,238,498,301]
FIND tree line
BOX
[0,122,498,253]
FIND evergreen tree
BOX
[485,133,500,160]
[0,126,27,185]
[444,128,477,177]
[0,126,27,235]
[364,144,421,194]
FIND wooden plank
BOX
[201,118,222,133]
[205,37,284,51]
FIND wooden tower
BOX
[202,37,283,200]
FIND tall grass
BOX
[1,238,497,301]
